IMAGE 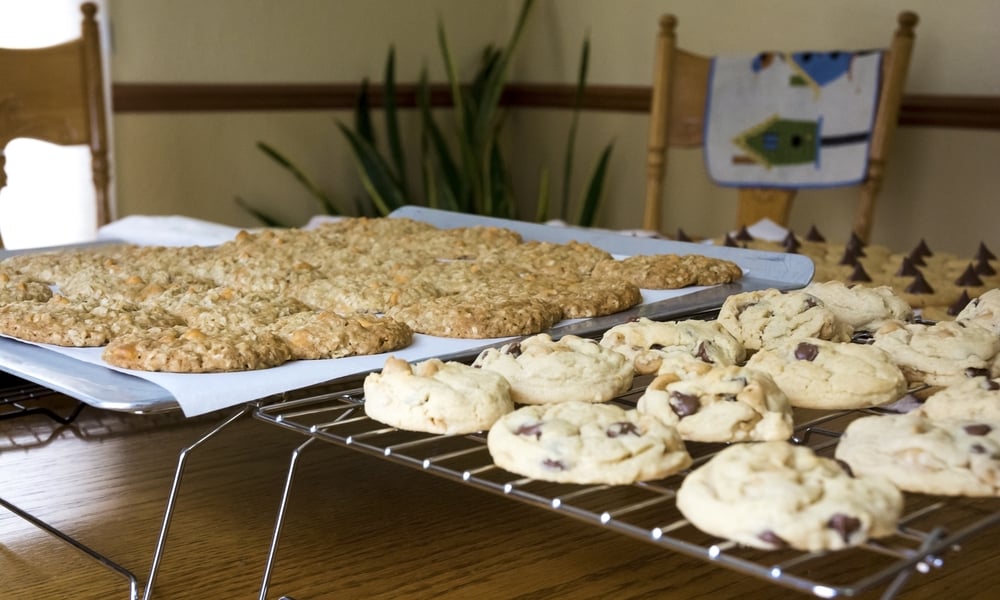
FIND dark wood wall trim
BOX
[111,82,1000,130]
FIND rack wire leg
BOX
[142,406,251,600]
[259,437,317,600]
[0,496,139,600]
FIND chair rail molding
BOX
[111,82,1000,131]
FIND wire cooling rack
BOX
[254,381,1000,598]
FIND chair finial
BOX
[897,10,918,34]
[659,14,677,35]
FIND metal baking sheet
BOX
[0,209,813,414]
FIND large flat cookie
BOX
[363,356,513,434]
[269,311,412,360]
[472,333,633,404]
[636,365,793,442]
[746,337,907,409]
[599,317,745,374]
[678,441,903,551]
[0,295,182,347]
[592,253,742,289]
[717,289,851,352]
[102,325,292,373]
[486,401,691,485]
[836,412,1000,497]
[387,294,562,339]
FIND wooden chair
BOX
[0,2,112,233]
[642,11,918,243]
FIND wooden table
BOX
[3,394,1000,599]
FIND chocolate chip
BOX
[735,226,754,241]
[805,225,825,242]
[965,367,990,378]
[904,272,935,295]
[971,443,987,454]
[515,422,544,439]
[955,264,984,287]
[782,232,801,252]
[794,342,819,361]
[723,394,738,402]
[895,256,922,277]
[803,295,820,309]
[948,290,972,316]
[650,343,666,351]
[964,423,993,436]
[723,233,741,248]
[827,513,862,543]
[695,341,714,363]
[758,530,787,548]
[847,232,867,257]
[974,256,997,276]
[974,242,997,262]
[606,422,640,437]
[986,380,1000,391]
[912,238,933,258]
[669,391,701,417]
[849,262,873,282]
[504,342,522,357]
[542,458,567,471]
[907,246,927,267]
[838,247,858,266]
[676,228,693,242]
[836,459,855,477]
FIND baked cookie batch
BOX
[0,217,742,372]
[367,283,1000,554]
[3,216,999,554]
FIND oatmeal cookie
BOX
[269,311,412,360]
[102,325,292,372]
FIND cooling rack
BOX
[253,381,1000,599]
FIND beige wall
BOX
[108,0,999,254]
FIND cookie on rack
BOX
[801,280,913,332]
[102,325,292,372]
[269,311,412,360]
[956,288,1000,336]
[745,337,907,410]
[835,412,1000,497]
[590,253,743,289]
[716,289,852,352]
[486,400,691,485]
[363,356,513,434]
[918,376,1000,422]
[677,441,903,551]
[872,319,1000,387]
[387,293,563,339]
[635,365,793,442]
[472,333,634,405]
[599,317,746,374]
[0,294,183,347]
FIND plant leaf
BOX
[471,0,533,148]
[576,143,613,227]
[561,34,590,220]
[233,195,287,227]
[535,167,550,223]
[337,122,408,216]
[417,68,464,209]
[354,78,375,146]
[383,46,408,195]
[256,141,342,215]
[437,17,481,212]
